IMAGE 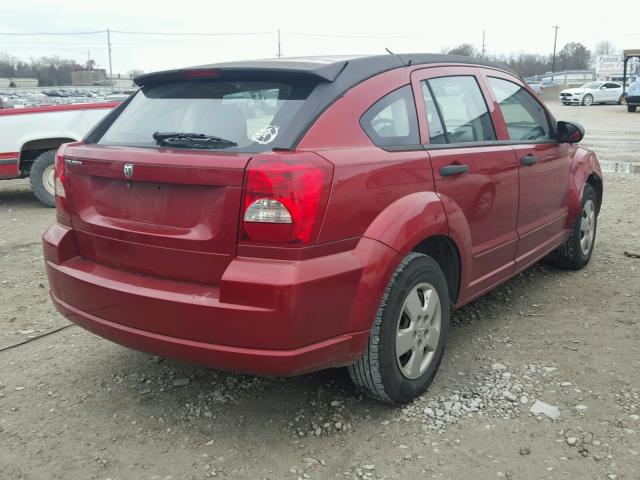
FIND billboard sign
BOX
[595,55,639,78]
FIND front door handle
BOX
[520,154,539,166]
[440,164,469,176]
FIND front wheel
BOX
[628,105,638,113]
[582,94,594,106]
[547,184,598,270]
[29,149,56,207]
[348,253,450,404]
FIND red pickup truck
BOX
[43,54,602,403]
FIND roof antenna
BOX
[385,48,411,66]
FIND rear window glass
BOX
[97,80,316,152]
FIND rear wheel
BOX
[29,149,56,207]
[628,105,637,112]
[547,184,598,270]
[582,94,593,106]
[348,253,450,404]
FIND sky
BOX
[1,0,638,76]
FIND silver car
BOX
[559,81,623,106]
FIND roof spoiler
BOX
[135,60,348,87]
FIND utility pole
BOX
[277,29,282,58]
[107,29,113,81]
[481,30,486,58]
[551,25,559,80]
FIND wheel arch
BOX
[586,172,603,214]
[410,235,461,305]
[19,137,76,172]
[566,147,604,227]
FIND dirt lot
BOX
[1,103,639,480]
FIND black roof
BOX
[135,54,515,86]
[133,54,516,150]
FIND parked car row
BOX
[0,89,132,109]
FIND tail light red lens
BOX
[242,152,334,245]
[54,143,75,219]
[54,149,66,198]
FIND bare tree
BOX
[558,42,592,70]
[594,40,619,56]
[446,44,478,57]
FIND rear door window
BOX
[421,76,496,144]
[97,80,316,152]
[360,85,420,147]
[486,77,551,141]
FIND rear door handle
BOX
[440,164,469,176]
[520,155,539,166]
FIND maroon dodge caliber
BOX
[44,54,602,403]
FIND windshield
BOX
[582,82,602,89]
[629,82,640,94]
[97,80,316,152]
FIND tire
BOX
[348,253,451,404]
[581,94,593,106]
[547,184,598,270]
[628,105,637,113]
[29,149,56,207]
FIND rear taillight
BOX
[242,152,333,245]
[54,143,75,219]
[54,149,66,198]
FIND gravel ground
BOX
[1,103,639,479]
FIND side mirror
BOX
[600,86,607,90]
[557,121,585,144]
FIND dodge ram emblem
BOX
[123,163,134,178]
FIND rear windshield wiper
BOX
[153,132,237,149]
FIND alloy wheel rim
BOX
[395,282,442,380]
[580,199,596,255]
[42,165,55,196]
[583,95,593,106]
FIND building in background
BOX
[524,70,594,84]
[70,68,107,86]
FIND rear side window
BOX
[360,85,420,147]
[423,76,496,144]
[487,77,551,141]
[97,80,316,152]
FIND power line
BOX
[105,30,275,37]
[285,31,424,39]
[0,30,105,36]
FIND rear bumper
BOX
[44,224,399,375]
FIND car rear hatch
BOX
[64,143,249,285]
[58,67,335,285]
